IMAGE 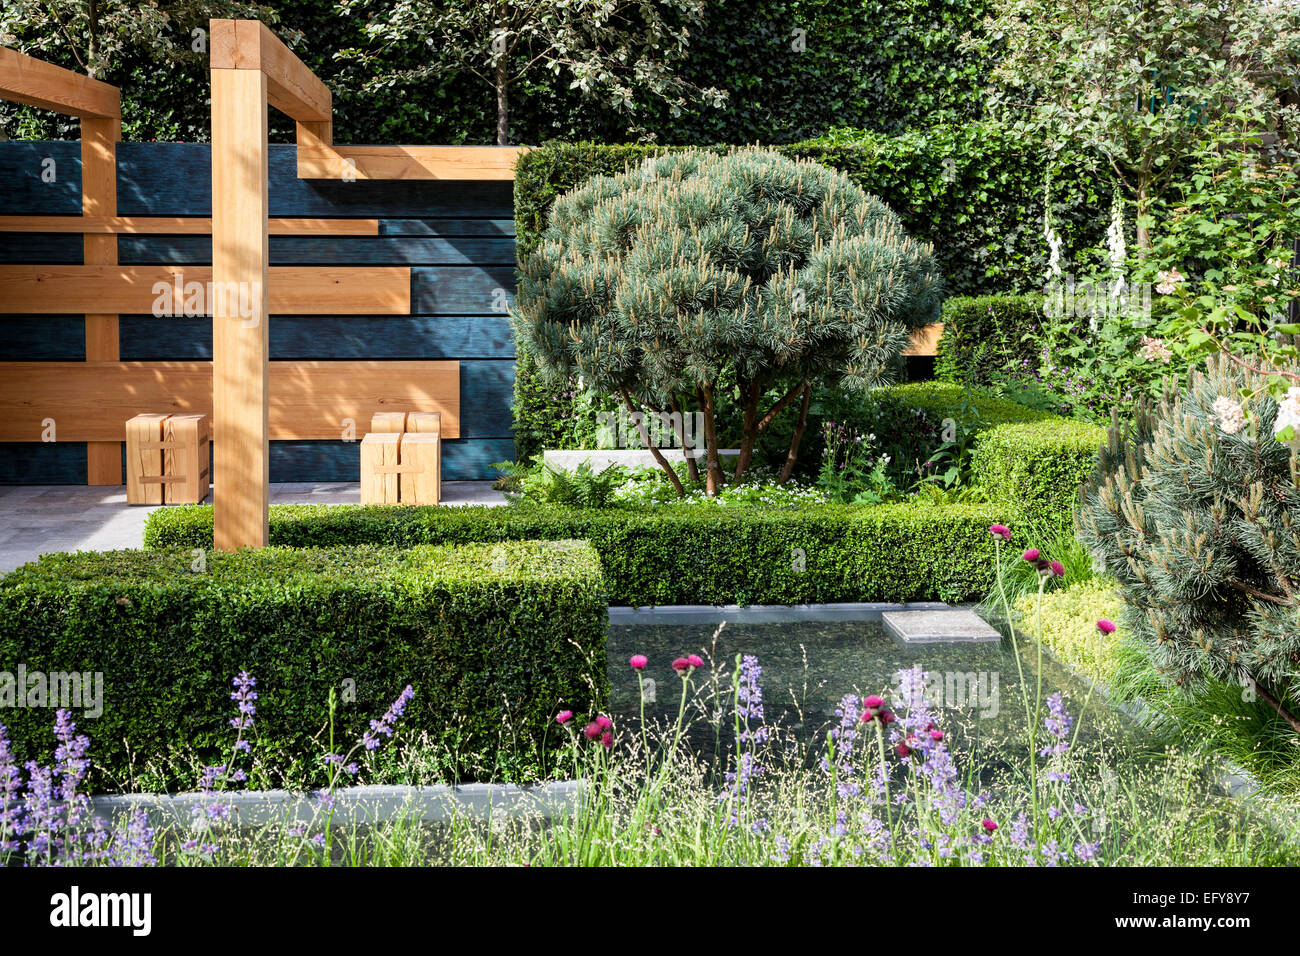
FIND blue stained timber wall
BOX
[0,142,517,483]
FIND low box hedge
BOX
[972,419,1107,531]
[145,502,1016,607]
[0,540,607,790]
[878,381,1055,430]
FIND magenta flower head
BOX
[1022,548,1041,562]
[861,694,888,723]
[989,524,1011,542]
[896,742,912,757]
[929,729,944,742]
[671,657,690,674]
[583,721,602,740]
[1097,619,1117,634]
[879,710,896,725]
[601,731,613,750]
[687,654,705,669]
[629,654,648,671]
[556,710,573,725]
[1050,560,1065,578]
[596,715,612,730]
[982,819,998,834]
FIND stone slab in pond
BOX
[882,609,1002,645]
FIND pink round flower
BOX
[929,729,944,741]
[1050,560,1065,578]
[556,710,573,725]
[896,742,912,757]
[861,710,875,724]
[629,654,648,670]
[1097,619,1117,634]
[864,694,885,709]
[671,657,690,673]
[583,721,602,740]
[1022,548,1041,562]
[982,819,998,833]
[687,654,705,669]
[879,710,896,725]
[596,715,612,730]
[601,731,613,750]
[989,524,1011,542]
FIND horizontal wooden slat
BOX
[0,47,120,118]
[0,216,380,235]
[298,145,526,181]
[111,144,516,217]
[904,323,944,357]
[0,360,460,441]
[0,265,410,314]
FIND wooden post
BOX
[211,66,269,550]
[81,115,122,485]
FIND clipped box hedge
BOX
[145,502,1016,607]
[972,420,1107,531]
[934,294,1046,388]
[878,381,1054,430]
[0,540,607,791]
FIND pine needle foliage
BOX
[513,147,943,493]
[1078,355,1300,733]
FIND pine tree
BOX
[1078,355,1300,731]
[513,148,942,494]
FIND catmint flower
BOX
[361,685,415,751]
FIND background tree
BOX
[974,0,1300,250]
[0,0,297,140]
[334,0,724,146]
[514,148,942,495]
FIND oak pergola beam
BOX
[209,19,331,122]
[0,47,120,118]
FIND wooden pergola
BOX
[0,21,524,551]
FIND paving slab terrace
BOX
[0,481,506,574]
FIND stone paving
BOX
[0,481,506,573]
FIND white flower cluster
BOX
[1274,387,1300,444]
[1212,396,1245,436]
